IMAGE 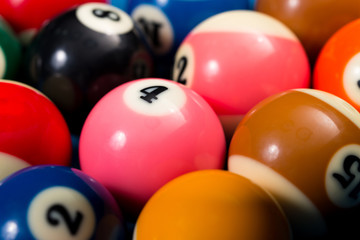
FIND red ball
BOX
[0,80,72,166]
[0,0,107,38]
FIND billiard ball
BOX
[0,165,126,240]
[0,15,16,36]
[134,169,292,240]
[79,78,226,219]
[0,0,108,43]
[228,88,360,238]
[0,80,72,166]
[0,18,22,80]
[172,10,310,141]
[110,0,128,11]
[255,0,360,65]
[127,0,249,78]
[313,18,360,113]
[0,152,30,181]
[24,2,153,134]
[248,0,257,9]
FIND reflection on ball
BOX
[228,88,360,238]
[79,78,226,219]
[134,170,292,240]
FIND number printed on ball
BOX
[173,43,194,86]
[76,3,133,35]
[123,79,186,116]
[27,186,96,240]
[131,4,174,55]
[326,144,360,208]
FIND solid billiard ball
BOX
[0,18,22,80]
[134,169,292,240]
[313,18,360,113]
[228,88,360,238]
[127,0,249,78]
[79,78,226,219]
[255,0,360,65]
[110,0,128,11]
[0,0,108,43]
[0,165,126,240]
[24,2,153,134]
[0,80,72,166]
[172,10,310,141]
[0,15,14,35]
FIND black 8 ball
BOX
[24,2,153,134]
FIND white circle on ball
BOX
[0,46,6,78]
[0,152,30,181]
[27,186,96,240]
[131,4,174,55]
[76,3,133,35]
[123,79,187,116]
[173,43,195,87]
[343,52,360,106]
[326,144,360,208]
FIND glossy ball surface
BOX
[0,0,107,38]
[134,170,292,240]
[127,0,249,78]
[172,10,310,139]
[79,78,226,218]
[0,18,21,79]
[313,18,360,113]
[24,2,153,133]
[0,165,126,240]
[228,88,360,238]
[110,0,128,11]
[255,0,360,65]
[0,80,72,166]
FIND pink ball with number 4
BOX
[79,78,226,219]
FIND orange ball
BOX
[314,18,360,111]
[134,169,292,240]
[228,88,360,238]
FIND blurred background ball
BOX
[0,17,22,80]
[255,0,360,66]
[110,0,128,12]
[0,0,108,43]
[127,0,250,78]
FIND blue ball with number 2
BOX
[0,165,126,240]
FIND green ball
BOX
[0,19,22,79]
